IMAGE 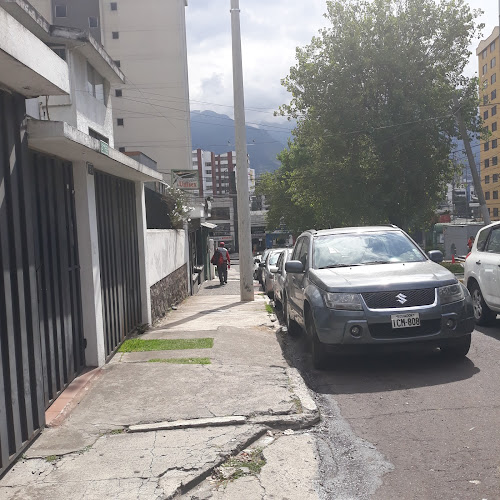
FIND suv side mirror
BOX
[427,250,443,263]
[285,260,304,273]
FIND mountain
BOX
[190,110,289,175]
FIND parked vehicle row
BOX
[261,225,477,370]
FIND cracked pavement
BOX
[0,275,320,499]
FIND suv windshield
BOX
[313,231,426,269]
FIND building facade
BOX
[477,27,500,221]
[38,0,192,175]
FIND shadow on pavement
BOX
[474,319,500,341]
[274,311,480,396]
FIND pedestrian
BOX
[467,235,475,252]
[213,242,230,285]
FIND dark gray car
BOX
[284,226,475,369]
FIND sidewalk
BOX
[0,266,320,499]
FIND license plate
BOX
[391,312,420,329]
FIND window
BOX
[86,63,105,103]
[119,147,125,152]
[55,4,67,17]
[114,60,121,68]
[485,142,490,151]
[493,90,497,101]
[295,238,309,268]
[494,191,499,200]
[485,191,490,199]
[117,118,124,126]
[495,174,499,183]
[482,49,488,59]
[485,159,490,168]
[493,122,498,132]
[486,228,500,253]
[88,16,99,28]
[111,2,117,10]
[494,208,499,218]
[491,41,496,53]
[492,57,497,69]
[88,128,109,144]
[485,175,490,184]
[492,73,497,85]
[115,89,122,97]
[488,208,491,215]
[493,139,498,148]
[484,110,489,120]
[492,105,497,116]
[112,31,119,39]
[52,47,66,61]
[483,64,488,75]
[484,95,489,105]
[493,156,498,166]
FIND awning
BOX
[28,120,163,182]
[201,222,218,229]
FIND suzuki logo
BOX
[395,293,408,304]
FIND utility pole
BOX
[230,0,254,301]
[453,95,491,225]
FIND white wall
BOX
[146,229,186,288]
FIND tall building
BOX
[478,27,500,221]
[38,0,192,175]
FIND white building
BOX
[29,0,193,176]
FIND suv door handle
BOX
[476,260,481,265]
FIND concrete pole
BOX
[230,0,254,301]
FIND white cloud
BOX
[186,1,499,124]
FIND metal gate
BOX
[31,153,85,409]
[0,92,45,476]
[94,171,141,357]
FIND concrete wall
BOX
[38,49,115,146]
[146,229,186,288]
[50,0,102,42]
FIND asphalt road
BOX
[277,312,500,500]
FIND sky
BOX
[185,0,499,128]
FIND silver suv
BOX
[284,226,474,369]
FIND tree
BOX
[263,0,483,233]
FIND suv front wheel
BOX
[468,281,496,325]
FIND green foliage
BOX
[440,262,464,274]
[118,338,214,352]
[265,303,274,314]
[162,185,194,229]
[262,0,483,233]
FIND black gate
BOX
[95,171,141,357]
[0,92,45,475]
[31,154,85,409]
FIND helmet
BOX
[219,241,225,246]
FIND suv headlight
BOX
[439,283,464,304]
[324,292,363,311]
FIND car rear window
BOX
[313,231,426,268]
[476,227,490,252]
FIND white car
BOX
[464,221,500,325]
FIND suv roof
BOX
[303,225,400,237]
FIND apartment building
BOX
[37,0,192,176]
[478,27,500,221]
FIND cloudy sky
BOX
[186,0,498,128]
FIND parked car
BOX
[273,248,292,309]
[261,248,286,298]
[464,221,500,325]
[283,226,474,369]
[257,249,272,286]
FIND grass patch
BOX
[214,448,266,485]
[118,338,214,353]
[440,262,464,274]
[45,455,58,463]
[109,429,124,435]
[148,357,211,365]
[265,303,274,314]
